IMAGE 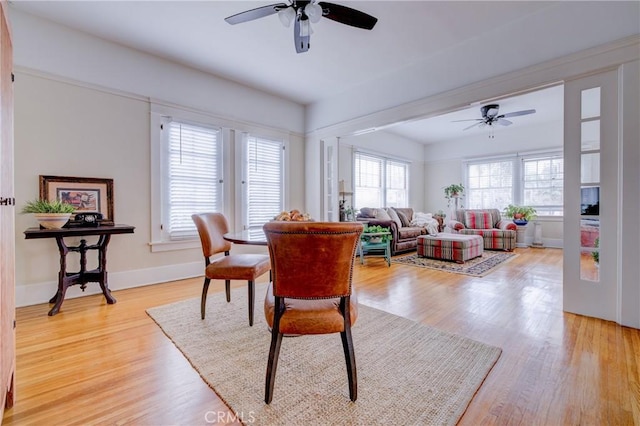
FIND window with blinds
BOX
[164,121,222,241]
[523,156,564,215]
[467,160,514,210]
[465,152,563,215]
[354,152,408,209]
[245,135,284,230]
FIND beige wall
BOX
[14,73,305,306]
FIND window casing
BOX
[465,151,563,216]
[354,152,409,209]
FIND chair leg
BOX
[201,277,211,320]
[340,297,357,401]
[225,280,231,302]
[248,280,255,326]
[265,297,284,404]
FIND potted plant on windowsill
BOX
[444,183,465,208]
[503,204,537,225]
[22,199,76,229]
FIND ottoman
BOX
[417,233,484,263]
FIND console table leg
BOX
[97,235,117,305]
[49,236,71,316]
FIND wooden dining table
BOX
[223,229,267,246]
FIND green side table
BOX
[359,232,391,267]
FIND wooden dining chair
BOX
[262,221,363,403]
[191,213,271,326]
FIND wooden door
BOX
[0,0,15,420]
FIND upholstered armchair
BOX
[448,208,516,251]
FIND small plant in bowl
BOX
[503,204,537,225]
[22,199,76,229]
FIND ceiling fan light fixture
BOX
[299,17,312,37]
[305,2,323,23]
[278,7,295,27]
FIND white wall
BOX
[10,9,305,134]
[10,11,306,307]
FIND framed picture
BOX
[39,175,114,225]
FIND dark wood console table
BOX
[24,224,135,316]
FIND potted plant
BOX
[503,204,537,225]
[344,206,357,221]
[444,183,465,208]
[362,224,392,244]
[22,199,76,229]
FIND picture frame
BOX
[39,175,115,225]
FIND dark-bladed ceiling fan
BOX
[225,1,378,53]
[453,104,537,131]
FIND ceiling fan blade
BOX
[497,118,513,126]
[318,2,378,30]
[452,118,482,123]
[501,109,536,118]
[463,122,483,131]
[294,18,311,53]
[225,3,288,25]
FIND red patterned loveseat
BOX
[448,208,516,251]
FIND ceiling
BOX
[7,1,636,143]
[9,1,556,106]
[384,84,564,144]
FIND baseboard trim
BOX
[15,261,202,308]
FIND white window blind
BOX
[523,156,564,215]
[386,160,408,208]
[354,152,409,209]
[354,152,383,208]
[467,160,514,210]
[245,135,284,230]
[466,152,563,215]
[164,121,222,240]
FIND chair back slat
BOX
[263,222,363,299]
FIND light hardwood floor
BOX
[3,248,639,425]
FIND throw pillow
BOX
[359,207,377,218]
[464,211,493,229]
[386,207,403,228]
[374,208,392,221]
[394,208,411,227]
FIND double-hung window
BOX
[354,152,409,209]
[522,155,564,215]
[465,151,563,216]
[240,134,285,231]
[152,114,224,250]
[467,160,514,210]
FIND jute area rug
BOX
[147,284,501,425]
[392,251,517,277]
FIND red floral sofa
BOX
[448,208,516,251]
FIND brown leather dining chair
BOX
[262,221,364,404]
[192,213,271,326]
